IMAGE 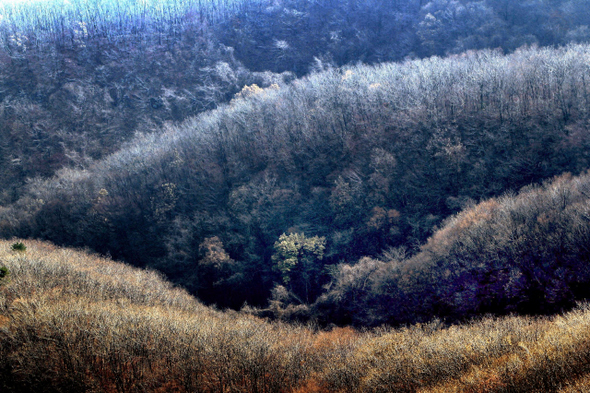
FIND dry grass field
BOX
[2,239,590,392]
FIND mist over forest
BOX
[1,0,590,327]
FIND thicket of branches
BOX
[318,171,590,326]
[3,239,590,392]
[3,45,590,323]
[216,0,590,74]
[0,0,589,205]
[0,0,293,204]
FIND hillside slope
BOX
[0,240,312,392]
[318,171,590,326]
[0,0,294,204]
[2,240,590,392]
[1,0,589,204]
[3,45,590,313]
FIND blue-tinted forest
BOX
[1,0,590,328]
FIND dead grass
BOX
[1,239,590,392]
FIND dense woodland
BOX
[1,0,590,330]
[1,0,590,202]
[4,1,590,391]
[3,44,590,325]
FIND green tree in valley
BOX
[272,233,326,303]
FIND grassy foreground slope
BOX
[3,240,590,392]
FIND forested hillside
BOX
[2,0,590,327]
[3,44,590,325]
[0,0,294,204]
[1,0,589,203]
[216,0,590,73]
[3,240,590,392]
[5,1,590,389]
[318,171,590,326]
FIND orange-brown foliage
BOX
[2,240,590,392]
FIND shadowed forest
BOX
[2,0,590,391]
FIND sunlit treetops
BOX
[0,0,251,46]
